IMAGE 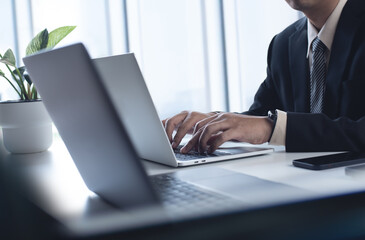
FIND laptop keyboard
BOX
[150,173,237,213]
[173,146,232,161]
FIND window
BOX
[0,0,300,117]
[0,0,17,100]
[126,0,227,119]
[223,0,300,112]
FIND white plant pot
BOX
[0,100,53,154]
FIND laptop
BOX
[23,43,309,215]
[90,51,273,167]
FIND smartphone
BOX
[293,152,365,170]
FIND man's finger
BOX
[207,130,235,154]
[180,129,203,153]
[199,120,230,153]
[165,113,187,143]
[172,115,198,148]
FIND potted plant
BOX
[0,26,75,154]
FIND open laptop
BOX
[90,51,273,167]
[23,43,309,214]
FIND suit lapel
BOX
[325,0,365,118]
[289,19,309,112]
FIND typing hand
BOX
[180,113,274,154]
[162,111,218,149]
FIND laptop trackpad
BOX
[175,167,312,206]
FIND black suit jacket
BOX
[245,0,365,152]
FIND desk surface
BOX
[2,130,365,238]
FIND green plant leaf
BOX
[0,68,4,77]
[26,29,49,56]
[24,72,32,85]
[0,49,16,66]
[47,26,76,49]
[13,66,25,76]
[31,84,38,99]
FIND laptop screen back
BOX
[23,43,159,209]
[92,54,178,167]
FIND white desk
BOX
[2,130,365,237]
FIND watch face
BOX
[268,110,277,121]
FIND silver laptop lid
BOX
[23,43,159,209]
[92,54,178,167]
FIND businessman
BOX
[163,0,365,153]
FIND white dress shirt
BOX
[269,0,347,146]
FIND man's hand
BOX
[180,113,274,154]
[162,111,217,148]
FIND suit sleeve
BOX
[286,112,365,152]
[244,36,283,116]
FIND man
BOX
[163,0,365,154]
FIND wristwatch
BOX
[267,110,278,142]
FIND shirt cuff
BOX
[268,110,287,146]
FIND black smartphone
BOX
[293,152,365,170]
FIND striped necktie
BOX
[310,37,327,113]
